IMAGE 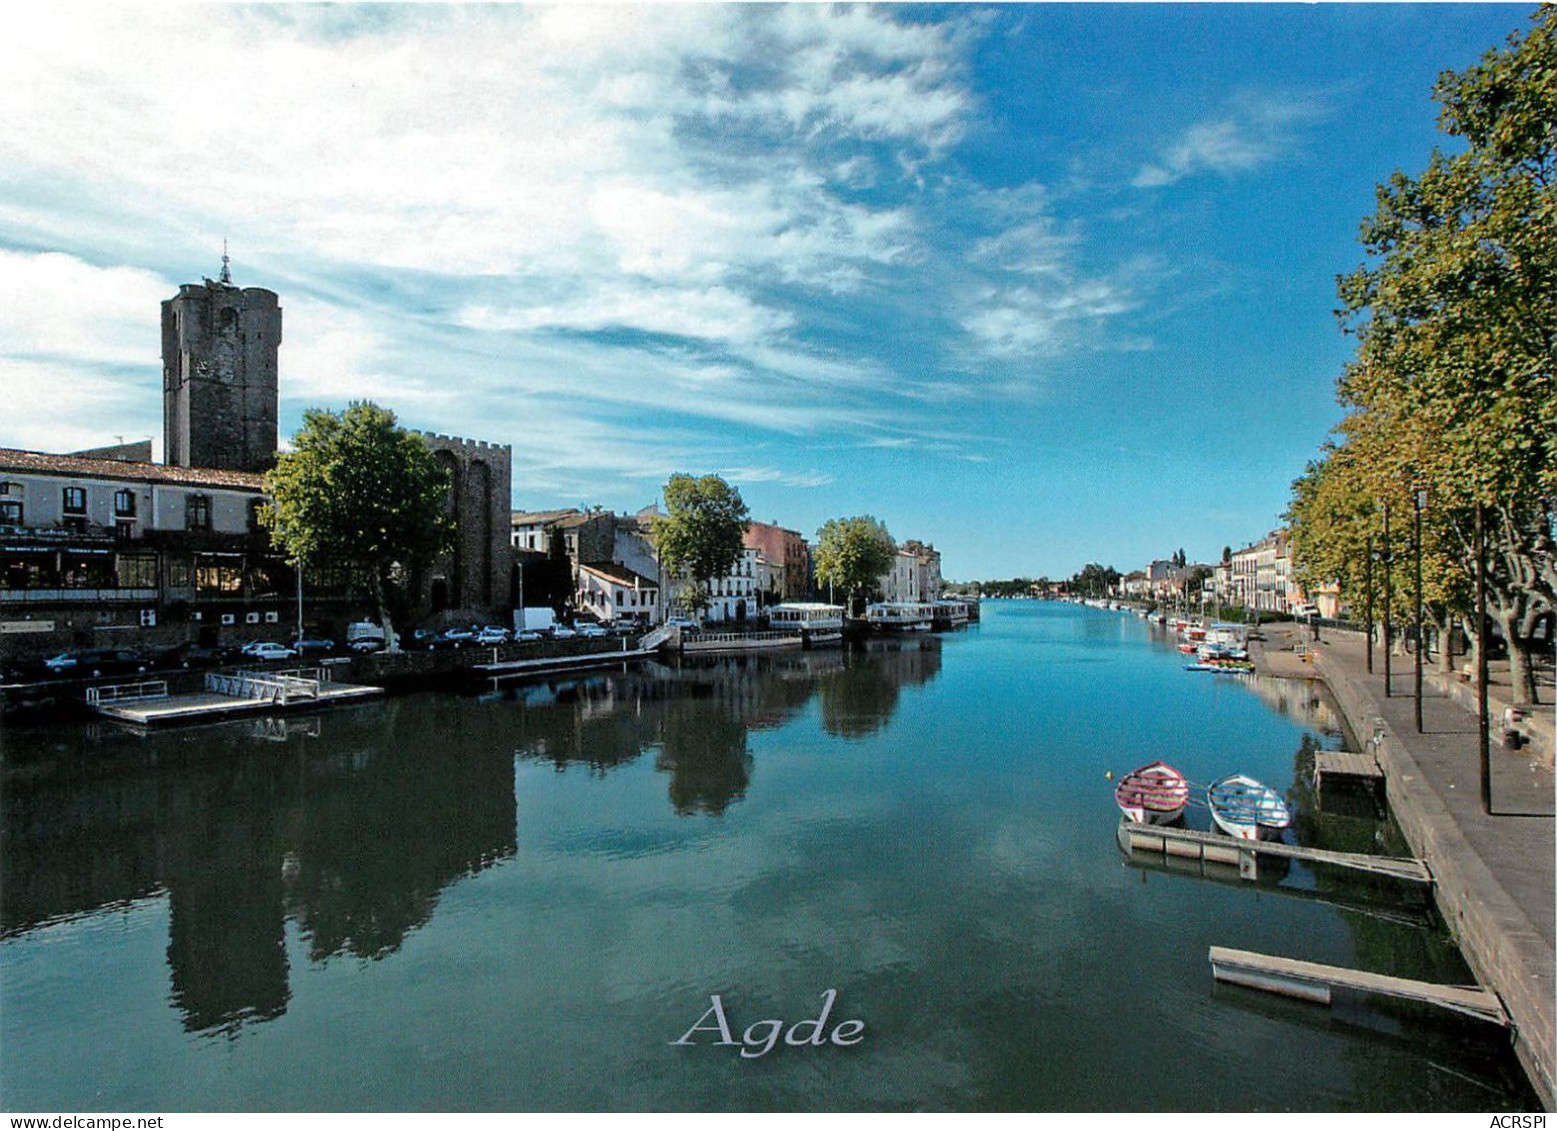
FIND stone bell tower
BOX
[161,247,281,473]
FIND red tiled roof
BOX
[0,448,266,491]
[579,560,658,588]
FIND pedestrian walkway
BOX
[1279,625,1554,1110]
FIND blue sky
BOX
[0,4,1536,580]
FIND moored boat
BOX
[1114,761,1191,825]
[768,602,845,647]
[865,602,934,632]
[1207,774,1291,841]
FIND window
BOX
[0,500,21,526]
[113,489,137,518]
[62,486,86,514]
[185,494,211,531]
[116,553,157,589]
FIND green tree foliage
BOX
[1293,9,1556,699]
[813,516,896,606]
[652,474,751,617]
[1070,562,1120,597]
[264,402,453,622]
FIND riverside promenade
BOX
[1257,623,1554,1109]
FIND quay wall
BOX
[1312,635,1554,1111]
[1,637,648,721]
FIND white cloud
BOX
[0,250,167,366]
[1131,95,1325,189]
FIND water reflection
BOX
[1,643,941,1035]
[2,698,517,1035]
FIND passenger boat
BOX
[767,602,845,646]
[1114,761,1191,825]
[865,602,934,632]
[930,599,971,629]
[1207,774,1291,841]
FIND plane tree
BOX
[1302,9,1555,699]
[264,401,453,633]
[813,516,896,612]
[652,474,751,620]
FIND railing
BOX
[683,631,803,650]
[1,588,158,604]
[85,679,170,706]
[640,623,679,651]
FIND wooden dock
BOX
[1209,946,1508,1026]
[1117,819,1432,884]
[1313,750,1384,801]
[93,676,381,726]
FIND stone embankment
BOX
[1257,622,1554,1111]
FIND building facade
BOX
[575,561,660,625]
[0,448,298,658]
[743,521,811,601]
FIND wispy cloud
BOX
[1131,93,1326,189]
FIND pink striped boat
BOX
[1115,761,1191,825]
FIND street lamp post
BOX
[1363,530,1374,675]
[1382,499,1392,698]
[1476,501,1490,812]
[1413,486,1426,733]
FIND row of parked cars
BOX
[405,620,631,649]
[3,620,643,683]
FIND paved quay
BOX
[1254,622,1554,1110]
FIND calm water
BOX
[0,602,1537,1111]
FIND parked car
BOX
[667,617,700,630]
[549,624,578,640]
[514,630,543,643]
[575,623,608,639]
[293,637,336,655]
[435,627,477,649]
[475,626,511,645]
[246,642,298,662]
[45,649,152,678]
[157,642,236,670]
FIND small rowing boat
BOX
[1207,773,1291,841]
[1115,761,1190,825]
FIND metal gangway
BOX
[206,666,332,705]
[639,623,680,652]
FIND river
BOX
[0,601,1537,1110]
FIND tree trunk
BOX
[1434,612,1456,675]
[1494,605,1539,705]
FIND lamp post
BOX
[1363,530,1374,674]
[1413,486,1426,733]
[1476,500,1490,812]
[1381,499,1392,698]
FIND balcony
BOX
[0,587,159,605]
